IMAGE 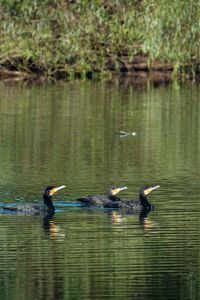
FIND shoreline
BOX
[0,54,197,84]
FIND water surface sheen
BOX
[0,81,200,300]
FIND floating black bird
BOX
[104,185,160,210]
[78,185,159,211]
[78,186,127,207]
[2,185,66,214]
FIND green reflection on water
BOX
[0,81,200,300]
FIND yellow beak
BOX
[144,185,160,196]
[112,186,127,196]
[49,185,66,196]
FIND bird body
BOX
[2,204,48,213]
[104,199,143,210]
[3,185,66,214]
[79,194,113,206]
[78,186,127,207]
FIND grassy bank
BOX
[0,0,200,79]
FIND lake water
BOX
[0,79,199,300]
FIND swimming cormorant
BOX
[79,185,160,211]
[2,185,66,214]
[104,185,160,210]
[78,186,127,207]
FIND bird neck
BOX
[43,194,55,211]
[109,195,120,202]
[139,194,152,209]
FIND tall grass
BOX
[0,0,200,78]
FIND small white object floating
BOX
[118,131,137,137]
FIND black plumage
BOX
[79,185,160,211]
[3,185,66,214]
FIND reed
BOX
[0,0,199,78]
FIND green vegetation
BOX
[0,0,200,79]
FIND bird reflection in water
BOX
[139,210,158,233]
[109,211,127,226]
[43,212,65,240]
[108,209,158,233]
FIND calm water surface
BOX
[0,80,200,300]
